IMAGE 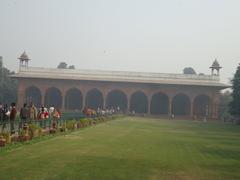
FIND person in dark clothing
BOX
[10,102,17,134]
[0,103,4,131]
[1,104,9,132]
[20,103,29,129]
[0,103,3,120]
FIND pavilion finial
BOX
[210,58,222,76]
[18,51,30,67]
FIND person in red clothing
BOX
[39,107,49,119]
[39,107,49,128]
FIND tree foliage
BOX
[57,62,75,69]
[183,67,196,74]
[219,91,232,121]
[68,65,75,69]
[229,64,240,118]
[57,62,68,69]
[0,59,18,104]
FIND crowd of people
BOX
[0,102,61,134]
[96,106,120,116]
[0,102,17,134]
[0,102,122,134]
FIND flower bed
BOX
[0,115,121,150]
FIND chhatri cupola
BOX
[210,59,222,76]
[18,51,30,67]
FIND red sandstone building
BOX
[12,52,229,120]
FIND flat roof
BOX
[11,66,230,89]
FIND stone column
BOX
[81,90,86,110]
[211,103,216,119]
[190,98,194,118]
[17,81,25,110]
[62,94,65,111]
[147,94,151,115]
[215,98,220,120]
[168,96,172,116]
[211,93,220,120]
[102,92,107,109]
[40,88,46,107]
[127,95,130,114]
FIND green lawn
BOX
[0,117,240,180]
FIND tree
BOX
[219,91,232,122]
[57,62,68,69]
[57,62,76,69]
[229,64,240,123]
[183,67,196,74]
[0,58,18,104]
[68,65,75,69]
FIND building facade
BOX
[12,57,228,120]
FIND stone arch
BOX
[130,91,148,113]
[25,86,42,108]
[172,93,190,116]
[65,88,83,111]
[193,95,211,117]
[85,88,104,110]
[106,90,128,112]
[44,87,62,109]
[150,92,169,115]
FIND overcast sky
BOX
[0,0,240,84]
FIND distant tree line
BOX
[219,91,232,122]
[183,67,196,74]
[229,63,240,124]
[0,58,18,104]
[57,62,75,69]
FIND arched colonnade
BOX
[24,86,217,118]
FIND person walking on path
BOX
[0,103,4,132]
[29,103,37,120]
[20,103,29,129]
[1,104,9,132]
[9,102,17,134]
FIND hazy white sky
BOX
[0,0,240,83]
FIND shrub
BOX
[80,118,89,127]
[60,123,67,132]
[28,123,39,139]
[66,120,76,130]
[18,129,30,142]
[0,132,11,144]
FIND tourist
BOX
[20,103,29,128]
[52,108,60,129]
[9,102,17,134]
[44,107,49,118]
[39,107,46,128]
[97,107,101,115]
[0,103,3,120]
[1,104,9,132]
[132,110,135,116]
[49,107,55,118]
[29,103,37,120]
[38,107,49,119]
[0,103,4,132]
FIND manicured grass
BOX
[0,117,240,180]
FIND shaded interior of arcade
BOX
[24,86,215,118]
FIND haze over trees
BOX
[219,91,232,121]
[0,57,18,104]
[183,67,196,74]
[229,63,240,123]
[57,62,75,69]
